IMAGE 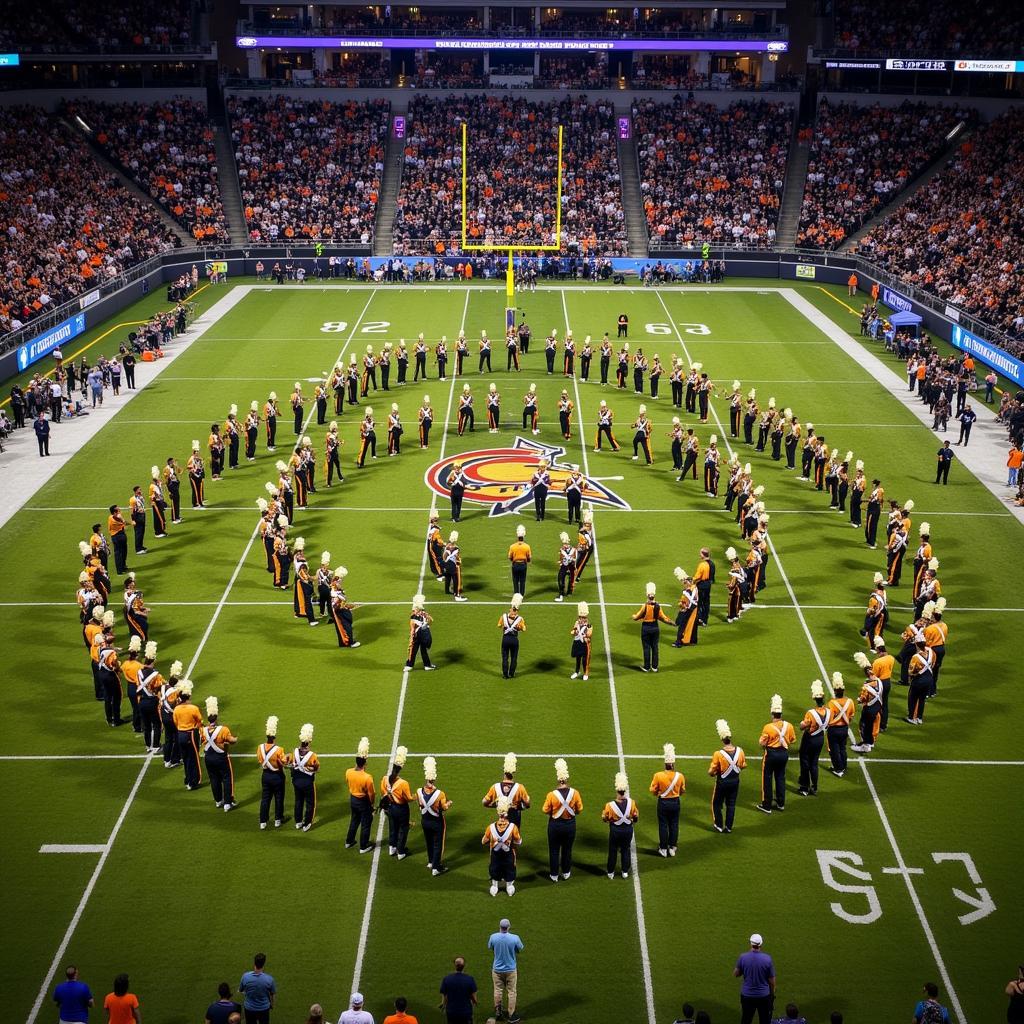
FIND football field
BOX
[5,279,1022,1024]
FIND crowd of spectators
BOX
[0,107,178,338]
[632,57,708,91]
[0,0,195,53]
[833,0,1024,57]
[633,97,793,247]
[797,99,974,250]
[228,96,390,244]
[393,94,626,255]
[535,55,609,89]
[65,97,229,244]
[857,106,1024,343]
[410,55,486,89]
[317,55,391,88]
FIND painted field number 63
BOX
[644,322,711,336]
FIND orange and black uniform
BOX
[484,779,531,829]
[602,795,638,874]
[907,645,937,721]
[291,744,320,829]
[797,703,830,795]
[570,616,591,675]
[649,767,685,852]
[708,745,746,831]
[498,609,526,678]
[357,417,376,467]
[508,540,531,597]
[694,557,714,626]
[173,700,204,789]
[825,693,855,774]
[543,784,583,877]
[381,772,413,855]
[426,521,444,578]
[97,639,124,727]
[418,782,449,869]
[758,716,796,811]
[346,763,376,850]
[293,556,316,624]
[202,721,237,807]
[923,618,948,695]
[632,416,652,464]
[857,676,884,748]
[632,598,672,672]
[136,663,163,750]
[406,608,433,669]
[258,739,290,825]
[120,652,144,734]
[673,585,700,647]
[872,650,896,729]
[482,818,522,884]
[148,479,167,536]
[159,683,181,766]
[861,588,888,647]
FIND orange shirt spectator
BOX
[103,976,140,1024]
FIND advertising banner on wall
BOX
[16,313,87,372]
[950,325,1024,387]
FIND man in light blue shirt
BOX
[239,952,276,1024]
[488,918,524,1024]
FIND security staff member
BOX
[418,755,452,874]
[543,758,583,882]
[498,595,526,678]
[508,525,532,597]
[291,722,320,832]
[172,681,204,791]
[530,459,551,521]
[797,680,829,797]
[202,696,238,811]
[631,582,672,673]
[345,738,376,852]
[757,694,795,813]
[258,716,290,829]
[649,743,685,856]
[825,675,855,777]
[380,744,412,855]
[602,772,638,879]
[129,486,147,555]
[708,719,746,833]
[108,504,129,574]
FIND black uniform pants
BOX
[260,769,285,824]
[740,994,774,1024]
[501,636,520,678]
[450,484,464,521]
[178,730,201,788]
[640,623,660,670]
[760,748,788,809]
[547,817,576,876]
[293,774,315,826]
[423,816,444,867]
[511,563,528,597]
[533,485,547,520]
[387,801,410,854]
[206,751,233,805]
[827,725,848,773]
[656,797,680,850]
[797,733,824,792]
[566,492,581,524]
[140,697,161,749]
[607,824,632,874]
[132,517,146,553]
[347,795,373,848]
[100,670,123,725]
[712,778,739,830]
[489,848,516,883]
[162,714,179,765]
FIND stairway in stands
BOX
[213,124,248,243]
[374,102,407,256]
[617,136,649,258]
[776,134,811,247]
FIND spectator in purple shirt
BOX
[53,965,94,1023]
[733,933,776,1024]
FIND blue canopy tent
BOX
[890,310,922,337]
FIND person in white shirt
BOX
[339,992,374,1024]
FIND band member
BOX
[912,522,933,600]
[594,401,619,451]
[518,319,531,353]
[449,461,468,522]
[837,455,851,512]
[555,531,577,602]
[668,419,684,472]
[291,722,319,831]
[914,559,941,619]
[245,401,260,461]
[671,568,699,647]
[569,601,592,679]
[483,797,521,896]
[136,640,164,753]
[258,715,289,829]
[483,752,531,828]
[202,696,238,811]
[387,403,402,456]
[870,635,896,729]
[563,330,575,376]
[573,511,594,583]
[861,572,889,648]
[290,381,306,433]
[728,381,742,437]
[669,359,684,408]
[743,390,758,446]
[865,478,884,547]
[579,336,593,381]
[544,758,583,881]
[163,455,185,526]
[292,538,317,626]
[678,429,699,482]
[508,524,531,596]
[427,512,445,580]
[325,422,343,485]
[565,466,584,525]
[545,329,558,374]
[479,330,492,373]
[356,408,377,467]
[316,551,333,616]
[599,335,612,385]
[187,441,205,509]
[616,343,629,388]
[379,342,392,390]
[258,498,275,571]
[697,372,713,423]
[887,519,909,586]
[557,390,573,440]
[725,546,745,623]
[360,348,377,396]
[418,395,433,448]
[521,383,540,435]
[906,639,936,724]
[498,594,526,677]
[455,334,468,376]
[330,566,360,647]
[120,634,144,733]
[631,405,653,464]
[756,399,773,452]
[602,772,637,879]
[271,515,291,589]
[443,532,467,601]
[172,680,203,790]
[264,391,279,451]
[799,424,815,480]
[277,458,298,517]
[148,467,168,538]
[826,674,855,777]
[685,363,699,414]
[331,363,346,415]
[345,736,375,852]
[435,336,448,381]
[418,755,452,874]
[396,339,410,384]
[406,593,435,670]
[506,330,521,372]
[632,582,672,672]
[129,486,147,554]
[784,410,800,469]
[225,405,241,468]
[380,745,412,855]
[123,574,149,640]
[923,597,947,695]
[758,694,795,813]
[797,680,829,796]
[708,719,746,833]
[703,437,721,495]
[457,385,474,436]
[414,334,428,381]
[743,542,763,607]
[650,743,685,856]
[770,414,784,462]
[346,359,359,405]
[633,347,647,394]
[850,654,884,754]
[159,660,183,768]
[486,384,501,433]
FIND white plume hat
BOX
[205,695,219,718]
[854,651,871,669]
[144,640,157,660]
[412,593,425,610]
[639,404,647,414]
[393,744,407,766]
[663,743,676,763]
[577,601,589,616]
[614,772,628,792]
[810,679,824,700]
[919,521,930,536]
[559,531,570,544]
[732,379,741,390]
[151,465,159,478]
[79,541,91,557]
[904,499,915,512]
[874,636,887,649]
[716,719,731,740]
[646,581,656,597]
[555,758,570,782]
[299,723,314,745]
[357,736,370,758]
[726,546,737,560]
[276,514,289,527]
[510,593,523,610]
[423,755,438,781]
[256,497,268,512]
[832,671,844,689]
[169,660,183,678]
[265,715,279,736]
[192,440,200,450]
[177,680,194,697]
[321,550,331,564]
[928,557,939,571]
[250,400,259,411]
[102,610,115,627]
[770,693,783,714]
[516,525,526,539]
[128,635,142,653]
[503,752,518,775]
[448,531,458,543]
[873,572,885,585]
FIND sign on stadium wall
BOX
[950,325,1024,387]
[79,289,100,310]
[16,313,87,372]
[795,265,816,279]
[881,286,913,314]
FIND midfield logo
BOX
[424,436,630,517]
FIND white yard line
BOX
[657,288,969,1024]
[564,288,658,1024]
[349,286,469,998]
[39,844,108,854]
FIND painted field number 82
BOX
[816,849,996,926]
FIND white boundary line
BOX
[348,287,469,998]
[656,288,969,1024]
[39,844,108,854]
[564,289,658,1024]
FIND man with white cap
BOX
[487,917,524,1024]
[649,742,685,856]
[338,992,374,1024]
[733,933,776,1024]
[757,694,794,814]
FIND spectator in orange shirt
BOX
[847,273,858,296]
[382,996,419,1024]
[103,974,140,1024]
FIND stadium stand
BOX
[0,107,178,336]
[393,95,626,255]
[633,97,793,247]
[796,99,974,251]
[316,55,391,88]
[410,55,486,89]
[858,107,1024,343]
[227,96,390,244]
[65,98,229,244]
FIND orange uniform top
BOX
[693,560,711,583]
[872,653,896,680]
[107,513,126,536]
[542,786,583,819]
[381,776,414,805]
[708,746,747,777]
[507,541,532,564]
[202,724,238,751]
[483,780,530,809]
[924,622,948,647]
[257,742,290,771]
[346,766,376,801]
[84,621,102,653]
[602,797,639,823]
[172,703,204,731]
[649,769,685,799]
[382,1014,420,1024]
[292,748,319,775]
[632,600,672,624]
[800,706,830,736]
[121,657,143,687]
[759,719,796,749]
[827,696,856,727]
[482,820,522,850]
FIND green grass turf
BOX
[4,280,1023,1024]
